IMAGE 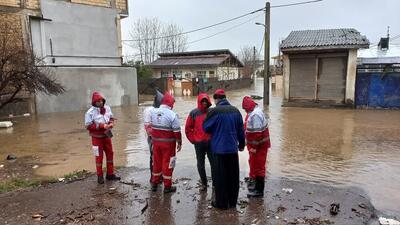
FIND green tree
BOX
[134,61,153,78]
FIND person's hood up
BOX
[161,91,175,108]
[242,96,257,112]
[92,92,105,107]
[153,90,164,108]
[197,93,211,112]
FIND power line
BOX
[122,0,323,43]
[188,13,264,46]
[370,33,400,47]
[123,0,325,59]
[271,0,323,8]
[123,12,264,59]
[122,7,265,42]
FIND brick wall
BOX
[70,0,110,8]
[0,0,21,8]
[0,13,24,48]
[116,0,127,12]
[0,13,34,116]
[69,0,127,12]
[0,0,40,9]
[25,0,40,9]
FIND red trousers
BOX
[248,144,268,179]
[92,137,114,177]
[151,141,176,187]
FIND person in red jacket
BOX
[85,92,121,184]
[242,96,271,197]
[185,93,212,191]
[149,92,182,193]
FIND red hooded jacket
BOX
[185,93,212,144]
[85,92,114,137]
[242,96,270,150]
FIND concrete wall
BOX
[345,49,357,104]
[35,67,137,114]
[0,96,35,117]
[282,54,290,101]
[272,74,283,91]
[33,0,121,66]
[192,78,253,96]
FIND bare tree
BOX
[0,23,65,110]
[160,23,188,53]
[129,18,160,64]
[129,18,188,64]
[238,45,259,78]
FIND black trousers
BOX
[212,152,239,209]
[194,142,213,185]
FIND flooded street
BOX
[1,78,400,216]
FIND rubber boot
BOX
[247,178,256,191]
[247,177,264,198]
[151,183,158,192]
[106,174,121,181]
[164,186,177,193]
[97,176,104,184]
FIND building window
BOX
[173,71,182,80]
[209,71,215,78]
[185,73,192,79]
[161,71,169,78]
[196,71,207,78]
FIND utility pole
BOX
[253,46,256,80]
[263,2,270,105]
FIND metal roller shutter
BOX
[289,58,316,100]
[318,57,347,101]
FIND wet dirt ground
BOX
[0,166,378,225]
[1,78,400,221]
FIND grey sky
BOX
[121,0,400,59]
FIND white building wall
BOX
[31,0,121,66]
[217,67,240,80]
[36,67,137,113]
[153,68,219,79]
[345,49,357,104]
[282,54,290,101]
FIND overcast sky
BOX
[121,0,400,59]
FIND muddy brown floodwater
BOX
[0,78,399,217]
